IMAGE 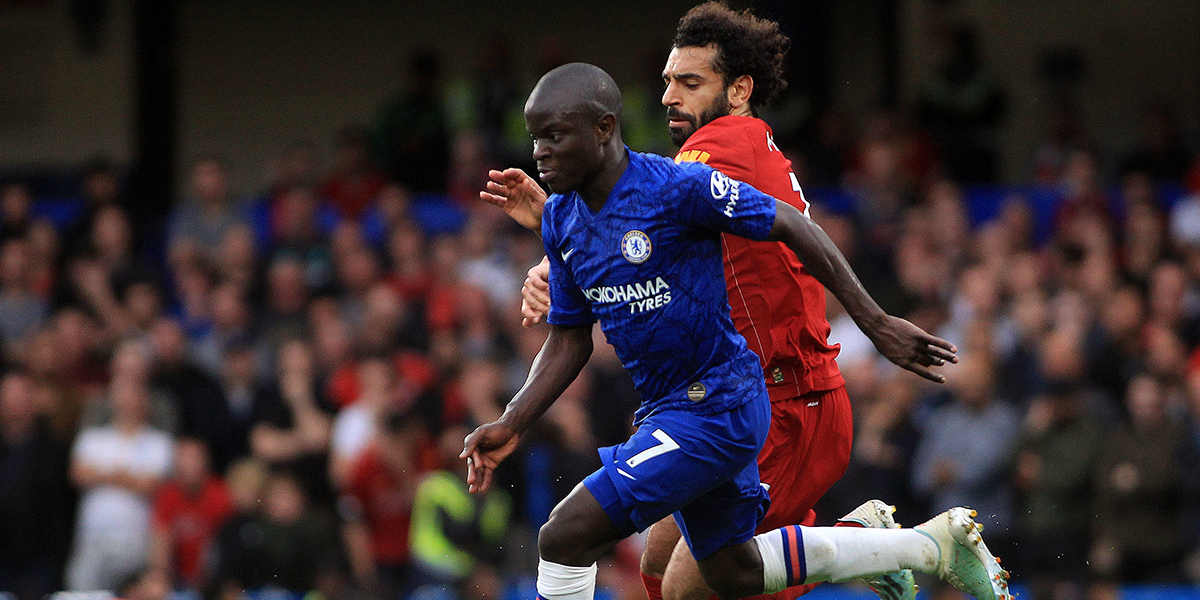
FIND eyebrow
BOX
[664,72,706,81]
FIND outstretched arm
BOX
[767,202,958,382]
[460,323,594,492]
[479,168,548,235]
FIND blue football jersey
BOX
[542,149,778,423]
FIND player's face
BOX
[525,109,603,195]
[662,45,731,147]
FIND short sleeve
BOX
[674,163,776,241]
[542,212,596,327]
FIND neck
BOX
[579,144,629,211]
[730,104,753,118]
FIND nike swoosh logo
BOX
[561,248,576,262]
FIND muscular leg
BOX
[662,533,717,600]
[539,481,624,566]
[641,517,683,579]
[536,482,625,600]
[641,517,682,600]
[685,510,1009,600]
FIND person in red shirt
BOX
[478,5,959,600]
[338,406,428,597]
[150,438,233,590]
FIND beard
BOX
[667,94,731,147]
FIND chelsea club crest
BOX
[621,230,652,264]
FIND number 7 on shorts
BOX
[625,429,680,468]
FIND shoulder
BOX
[678,116,766,176]
[683,116,763,153]
[542,193,571,238]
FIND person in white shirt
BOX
[66,374,174,592]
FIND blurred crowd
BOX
[0,44,1199,600]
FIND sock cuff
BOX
[537,559,598,599]
[641,572,664,600]
[755,526,806,593]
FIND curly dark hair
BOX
[673,2,789,112]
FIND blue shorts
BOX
[583,396,771,560]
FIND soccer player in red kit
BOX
[482,5,949,600]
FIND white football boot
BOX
[913,507,1012,600]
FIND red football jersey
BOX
[675,115,843,400]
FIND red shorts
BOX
[755,385,853,534]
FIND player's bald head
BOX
[525,62,623,122]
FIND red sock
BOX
[642,573,664,600]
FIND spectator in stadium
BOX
[151,318,248,473]
[322,126,389,220]
[825,373,924,524]
[259,256,311,351]
[209,458,267,598]
[338,406,428,598]
[25,218,60,299]
[373,50,452,194]
[1083,286,1146,414]
[0,369,73,600]
[81,338,178,434]
[212,468,344,595]
[331,242,383,333]
[249,337,335,506]
[167,156,248,267]
[65,373,174,592]
[62,158,125,260]
[1012,376,1106,600]
[1120,99,1192,181]
[384,219,432,304]
[263,185,336,292]
[330,354,405,486]
[911,339,1021,536]
[149,437,232,590]
[1146,262,1200,350]
[0,182,34,244]
[0,237,49,358]
[361,182,413,248]
[1092,373,1199,582]
[59,206,157,338]
[210,225,261,298]
[1030,100,1089,184]
[916,25,1006,182]
[409,424,511,594]
[1119,171,1168,286]
[1052,148,1113,244]
[189,280,257,381]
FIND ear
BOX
[727,75,754,112]
[595,113,618,145]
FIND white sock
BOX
[537,558,598,600]
[755,525,939,592]
[800,526,939,583]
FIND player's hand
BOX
[521,257,552,327]
[480,168,547,235]
[868,315,957,383]
[460,421,521,494]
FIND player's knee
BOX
[696,545,766,600]
[538,517,572,564]
[641,520,681,578]
[538,512,597,565]
[699,572,759,600]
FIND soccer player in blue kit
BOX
[460,63,1011,600]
